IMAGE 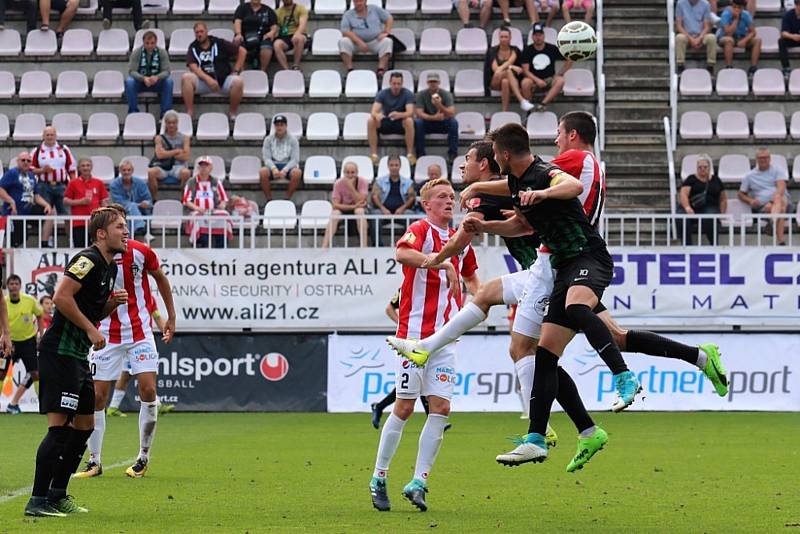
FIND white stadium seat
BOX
[717,154,750,182]
[76,0,98,13]
[752,68,785,96]
[263,200,297,230]
[679,68,712,96]
[756,0,782,12]
[92,70,125,98]
[86,112,120,141]
[151,199,184,230]
[96,29,130,55]
[13,113,46,141]
[172,0,205,14]
[269,111,303,138]
[794,155,800,182]
[169,70,185,96]
[122,155,150,178]
[491,27,524,49]
[299,200,333,230]
[0,71,14,98]
[753,110,786,139]
[715,110,749,139]
[391,28,416,55]
[455,28,488,55]
[228,155,262,184]
[308,70,341,98]
[0,29,21,56]
[715,68,748,96]
[208,28,235,42]
[60,29,94,56]
[306,113,339,141]
[456,111,486,140]
[419,28,452,55]
[414,155,448,184]
[453,69,484,97]
[418,69,450,92]
[90,155,115,182]
[451,155,466,184]
[563,69,595,96]
[241,70,269,98]
[343,112,369,141]
[303,156,337,185]
[421,0,451,13]
[386,0,417,14]
[313,0,346,14]
[169,28,194,57]
[233,113,267,141]
[526,111,558,140]
[680,111,713,140]
[790,111,800,139]
[312,28,342,55]
[272,70,305,97]
[196,113,230,141]
[123,112,157,141]
[341,155,375,181]
[51,113,84,141]
[24,29,57,56]
[680,154,701,180]
[720,197,754,228]
[0,114,7,142]
[345,70,378,97]
[756,26,779,53]
[19,71,52,98]
[55,71,88,98]
[490,111,522,130]
[771,154,789,178]
[208,0,240,13]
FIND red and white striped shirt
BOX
[31,142,76,184]
[99,240,160,344]
[182,177,228,211]
[395,219,478,340]
[551,149,605,228]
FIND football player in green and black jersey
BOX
[24,207,129,518]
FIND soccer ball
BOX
[556,21,597,62]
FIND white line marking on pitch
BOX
[0,457,136,504]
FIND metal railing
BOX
[667,0,678,149]
[596,0,606,151]
[663,116,679,238]
[4,213,798,249]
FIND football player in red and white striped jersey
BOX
[75,207,176,480]
[370,178,480,513]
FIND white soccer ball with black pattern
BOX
[556,21,597,62]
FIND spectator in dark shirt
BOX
[677,154,727,245]
[0,0,36,32]
[371,154,415,216]
[368,72,416,165]
[779,0,800,75]
[182,21,247,118]
[233,0,278,72]
[520,22,572,112]
[101,0,150,31]
[414,72,458,161]
[126,31,173,116]
[0,151,53,247]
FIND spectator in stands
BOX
[0,151,53,248]
[182,21,246,118]
[485,26,533,112]
[126,30,173,117]
[368,72,416,166]
[0,0,36,32]
[372,154,415,216]
[338,0,394,77]
[183,156,230,248]
[677,154,727,245]
[147,110,192,201]
[31,126,75,247]
[110,159,152,235]
[101,0,150,31]
[520,22,571,112]
[227,195,260,223]
[322,161,369,248]
[738,148,793,245]
[563,0,593,23]
[259,114,302,202]
[675,0,716,74]
[455,0,492,29]
[38,0,77,37]
[414,163,443,211]
[273,0,310,71]
[233,0,278,72]
[64,157,110,247]
[414,72,459,162]
[779,0,800,76]
[717,0,761,74]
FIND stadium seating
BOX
[125,155,151,178]
[717,154,750,182]
[564,69,595,97]
[160,113,194,137]
[309,70,342,98]
[306,113,340,141]
[753,111,787,139]
[269,112,303,138]
[386,0,417,14]
[0,29,22,56]
[123,113,157,141]
[25,30,57,56]
[96,29,130,55]
[715,68,748,96]
[343,113,369,141]
[241,70,269,98]
[342,155,375,181]
[455,28,488,55]
[196,113,230,141]
[56,71,89,99]
[490,111,522,130]
[272,70,304,97]
[456,112,486,140]
[299,200,333,230]
[229,155,262,184]
[453,69,485,97]
[169,29,195,57]
[0,115,9,141]
[303,156,338,185]
[61,29,94,56]
[491,27,524,50]
[13,113,47,142]
[52,113,84,141]
[263,200,298,230]
[311,29,342,56]
[0,72,13,98]
[418,70,451,92]
[716,111,749,139]
[527,111,559,140]
[345,70,378,98]
[92,70,125,98]
[679,69,712,96]
[193,155,226,180]
[392,28,417,55]
[91,155,116,182]
[19,71,52,99]
[421,0,452,14]
[233,113,267,141]
[752,68,785,96]
[420,28,453,55]
[680,111,713,140]
[151,199,184,230]
[414,155,449,183]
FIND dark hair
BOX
[88,207,124,243]
[559,111,596,146]
[6,274,21,285]
[39,294,53,304]
[498,25,512,35]
[389,71,403,81]
[732,0,746,6]
[486,123,530,156]
[387,154,401,164]
[468,141,500,174]
[142,30,158,42]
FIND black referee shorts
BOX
[11,336,38,372]
[544,249,614,329]
[37,349,95,416]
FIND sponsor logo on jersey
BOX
[68,256,95,279]
[402,232,416,244]
[260,352,289,381]
[60,394,79,410]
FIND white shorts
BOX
[395,343,456,401]
[91,338,159,381]
[512,253,555,339]
[501,269,529,305]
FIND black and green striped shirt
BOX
[508,157,605,269]
[467,192,539,269]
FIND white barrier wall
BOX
[327,333,800,412]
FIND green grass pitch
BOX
[1,412,798,533]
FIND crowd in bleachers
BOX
[675,0,800,243]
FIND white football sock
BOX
[413,413,449,482]
[109,388,126,409]
[514,356,535,418]
[88,409,106,465]
[419,303,486,353]
[138,400,158,462]
[696,347,708,370]
[373,413,407,477]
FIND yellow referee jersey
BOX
[6,294,42,342]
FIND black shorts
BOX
[37,349,94,416]
[379,118,406,135]
[544,249,614,329]
[11,336,38,372]
[51,0,71,12]
[274,34,308,49]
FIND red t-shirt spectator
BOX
[64,176,109,226]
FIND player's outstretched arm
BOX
[422,213,484,268]
[464,212,533,238]
[149,267,177,343]
[459,180,511,209]
[520,173,584,206]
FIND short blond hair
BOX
[420,177,452,200]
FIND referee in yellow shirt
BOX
[2,274,44,414]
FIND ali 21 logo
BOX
[260,353,290,381]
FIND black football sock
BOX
[48,428,93,500]
[566,304,628,375]
[626,330,700,365]
[375,389,397,412]
[32,426,70,498]
[420,395,430,415]
[555,367,594,434]
[527,347,559,436]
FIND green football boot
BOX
[566,426,609,473]
[699,343,728,397]
[386,336,430,367]
[545,423,558,448]
[24,497,67,518]
[49,495,89,514]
